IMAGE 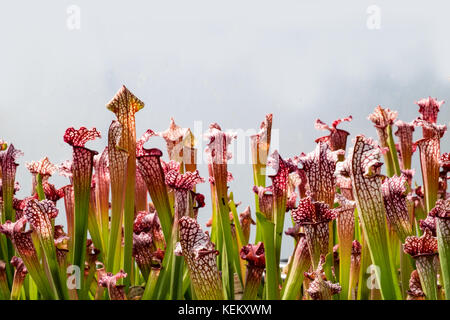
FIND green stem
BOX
[141,267,160,300]
[436,218,450,299]
[386,125,401,176]
[41,240,68,299]
[350,136,402,299]
[35,174,45,200]
[123,158,136,289]
[10,273,25,300]
[357,237,371,300]
[71,147,95,293]
[229,195,245,284]
[256,212,279,300]
[399,245,414,299]
[281,238,310,300]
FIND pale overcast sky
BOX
[1,1,449,258]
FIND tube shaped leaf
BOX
[106,121,128,273]
[338,135,402,299]
[368,106,399,176]
[413,119,446,213]
[137,130,172,240]
[64,127,100,282]
[428,199,450,299]
[240,242,265,300]
[178,216,223,300]
[281,234,310,300]
[381,174,414,242]
[291,196,336,268]
[107,85,144,287]
[335,193,356,299]
[0,218,55,299]
[404,228,438,300]
[394,121,415,170]
[10,256,27,300]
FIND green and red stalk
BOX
[178,216,224,300]
[250,114,272,242]
[413,97,446,212]
[93,147,110,260]
[135,169,148,213]
[208,164,219,246]
[267,151,291,271]
[229,196,248,283]
[428,199,450,299]
[35,173,46,200]
[54,225,70,295]
[136,130,173,240]
[62,184,75,256]
[10,256,27,300]
[141,200,179,300]
[165,166,204,299]
[141,266,161,299]
[0,144,22,223]
[0,218,55,299]
[87,187,104,260]
[340,135,402,299]
[404,228,439,300]
[394,121,415,170]
[281,234,311,300]
[414,119,446,213]
[71,144,97,274]
[368,106,399,177]
[24,199,68,299]
[0,261,10,299]
[381,173,415,298]
[386,124,401,176]
[334,193,356,299]
[240,242,265,300]
[106,121,128,273]
[205,123,238,299]
[0,144,22,283]
[107,86,144,289]
[299,142,338,260]
[381,174,414,243]
[64,127,100,292]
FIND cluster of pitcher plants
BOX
[0,86,448,300]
